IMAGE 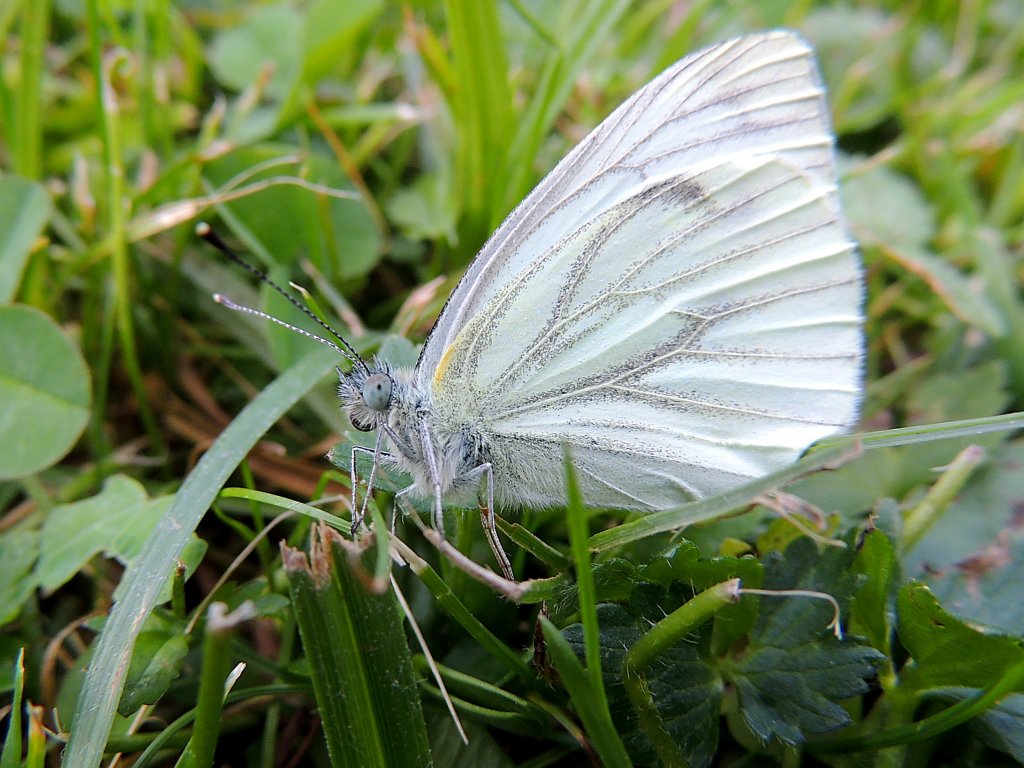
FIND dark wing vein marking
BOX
[416,33,838,379]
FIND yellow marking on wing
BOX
[433,343,458,388]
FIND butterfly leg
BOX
[350,435,391,535]
[392,483,417,534]
[416,420,447,537]
[460,462,514,580]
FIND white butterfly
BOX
[214,30,862,581]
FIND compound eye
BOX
[361,373,392,412]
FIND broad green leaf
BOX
[886,245,1006,337]
[0,528,38,626]
[905,361,1009,425]
[301,0,384,84]
[215,577,291,620]
[897,583,1024,693]
[905,438,1024,577]
[947,689,1024,762]
[377,334,421,368]
[36,475,174,592]
[843,164,1005,336]
[793,372,1010,518]
[849,528,899,654]
[386,174,459,242]
[208,4,303,99]
[0,305,90,479]
[928,531,1024,636]
[118,631,190,714]
[0,176,50,303]
[425,710,516,768]
[726,538,884,745]
[841,162,935,249]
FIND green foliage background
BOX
[1,1,1023,766]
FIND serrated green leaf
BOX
[638,541,763,591]
[897,583,1024,693]
[726,538,884,745]
[564,603,722,768]
[591,558,638,604]
[750,539,856,649]
[731,643,882,745]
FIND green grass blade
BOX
[443,0,512,247]
[590,413,1024,552]
[0,649,25,768]
[174,606,242,768]
[539,616,631,768]
[500,0,632,216]
[63,347,338,768]
[284,525,434,768]
[562,448,602,694]
[13,0,47,178]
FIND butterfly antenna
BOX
[197,222,369,373]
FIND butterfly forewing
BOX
[418,31,844,375]
[418,31,862,511]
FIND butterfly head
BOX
[338,359,395,433]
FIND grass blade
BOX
[284,524,433,767]
[64,347,338,768]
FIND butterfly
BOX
[209,30,863,581]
